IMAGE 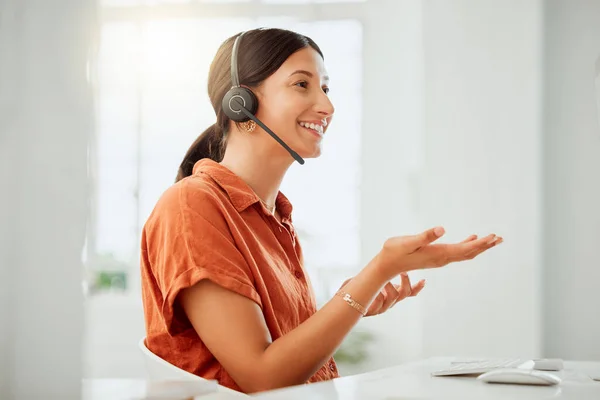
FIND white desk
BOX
[83,358,600,400]
[82,379,248,400]
[252,357,600,400]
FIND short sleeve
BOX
[145,183,262,336]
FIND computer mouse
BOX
[477,368,562,386]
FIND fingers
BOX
[410,279,426,297]
[398,272,412,299]
[390,274,426,308]
[366,292,385,316]
[369,277,414,315]
[360,273,430,316]
[464,235,503,259]
[446,234,503,263]
[414,232,503,269]
[380,282,398,311]
[460,234,478,243]
[369,283,398,316]
[460,234,497,253]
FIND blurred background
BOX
[1,0,600,398]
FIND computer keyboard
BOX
[431,359,531,377]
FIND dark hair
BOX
[175,28,323,182]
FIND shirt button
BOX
[329,362,336,372]
[279,227,282,232]
[294,270,302,279]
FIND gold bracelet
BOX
[335,290,367,316]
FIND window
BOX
[89,2,364,305]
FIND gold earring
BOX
[242,120,256,133]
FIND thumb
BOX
[404,226,445,252]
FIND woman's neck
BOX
[219,143,293,209]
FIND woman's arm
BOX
[179,256,388,393]
[179,227,501,393]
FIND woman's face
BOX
[253,47,335,159]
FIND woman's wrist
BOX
[366,250,399,283]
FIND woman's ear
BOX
[241,84,263,101]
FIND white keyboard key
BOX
[432,359,531,377]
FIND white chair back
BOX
[138,337,205,381]
[138,337,249,397]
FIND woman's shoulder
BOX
[146,174,228,229]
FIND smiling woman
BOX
[139,27,502,394]
[87,14,366,378]
[89,18,364,299]
[175,29,334,178]
[141,29,342,393]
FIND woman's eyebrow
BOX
[288,69,329,82]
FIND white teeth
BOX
[299,121,324,135]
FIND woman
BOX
[140,27,503,394]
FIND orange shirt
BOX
[140,159,340,392]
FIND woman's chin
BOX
[293,128,324,159]
[298,143,323,160]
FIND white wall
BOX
[360,0,600,368]
[0,0,94,398]
[358,0,544,369]
[0,1,19,395]
[357,0,426,372]
[542,0,600,360]
[84,293,146,378]
[418,0,543,359]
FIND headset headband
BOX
[230,31,247,88]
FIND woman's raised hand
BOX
[376,227,503,279]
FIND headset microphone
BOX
[221,31,305,165]
[231,98,305,164]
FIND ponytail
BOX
[175,123,225,182]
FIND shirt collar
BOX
[192,159,294,219]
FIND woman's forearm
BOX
[256,255,391,391]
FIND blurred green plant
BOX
[94,270,127,291]
[334,330,375,364]
[85,252,129,293]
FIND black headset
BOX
[221,31,305,165]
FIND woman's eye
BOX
[294,81,329,95]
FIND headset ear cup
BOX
[221,87,258,122]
